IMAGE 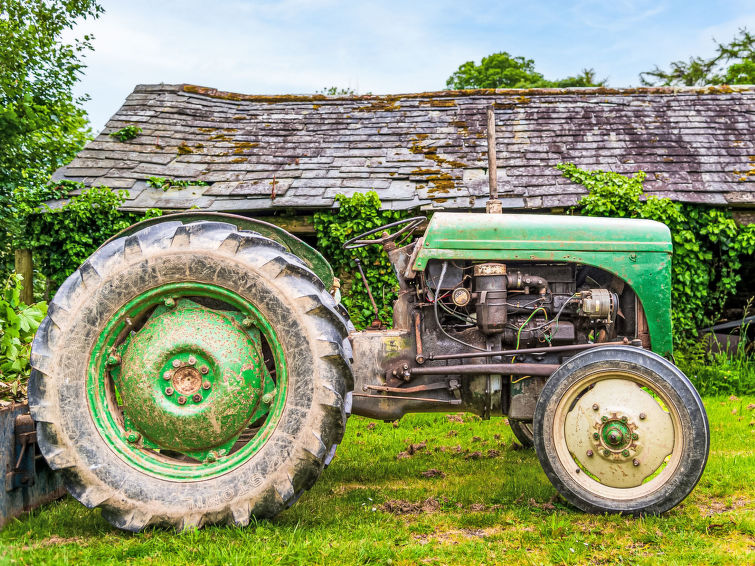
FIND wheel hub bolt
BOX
[586,450,594,457]
[107,355,120,366]
[202,381,211,390]
[163,371,172,380]
[200,366,209,375]
[164,297,175,308]
[192,393,202,403]
[178,395,187,405]
[241,318,253,328]
[262,391,275,405]
[633,459,640,466]
[206,452,217,463]
[639,413,646,420]
[165,387,174,396]
[593,432,600,440]
[620,416,628,423]
[172,359,181,368]
[187,355,196,365]
[592,404,599,411]
[621,449,630,457]
[601,416,608,422]
[126,432,140,443]
[603,449,611,456]
[632,433,639,440]
[607,431,622,445]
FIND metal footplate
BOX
[1,404,65,529]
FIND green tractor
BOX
[28,117,708,531]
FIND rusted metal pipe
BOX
[426,339,633,362]
[414,311,425,364]
[410,363,559,377]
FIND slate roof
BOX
[54,84,755,212]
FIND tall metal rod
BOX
[487,105,498,200]
[353,258,381,328]
[486,105,501,213]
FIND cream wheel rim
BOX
[552,369,682,500]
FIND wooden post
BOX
[486,105,502,214]
[14,249,33,305]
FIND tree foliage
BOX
[0,0,103,275]
[558,163,754,343]
[446,51,605,90]
[0,0,102,186]
[640,28,755,86]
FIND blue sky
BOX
[72,1,755,131]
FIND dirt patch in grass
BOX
[381,497,443,514]
[23,536,84,550]
[380,496,558,515]
[397,442,427,459]
[413,528,491,545]
[697,496,752,516]
[420,468,446,478]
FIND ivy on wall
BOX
[14,180,161,291]
[313,192,422,329]
[558,163,755,342]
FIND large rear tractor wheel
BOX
[29,221,353,531]
[534,346,708,515]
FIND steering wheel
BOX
[342,216,427,250]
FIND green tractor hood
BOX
[416,213,671,256]
[414,213,673,355]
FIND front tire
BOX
[533,346,708,515]
[29,221,353,531]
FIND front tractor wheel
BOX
[534,346,708,515]
[29,221,353,531]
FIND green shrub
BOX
[313,192,422,329]
[0,274,47,403]
[559,162,754,343]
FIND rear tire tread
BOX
[29,221,354,531]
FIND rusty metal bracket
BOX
[364,382,454,394]
[353,393,462,404]
[5,414,37,492]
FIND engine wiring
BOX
[432,262,489,352]
[511,307,549,364]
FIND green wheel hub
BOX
[601,420,631,451]
[88,282,287,480]
[113,300,267,454]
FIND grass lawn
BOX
[1,396,753,565]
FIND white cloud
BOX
[71,1,755,131]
